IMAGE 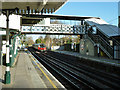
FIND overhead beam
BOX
[38,0,48,13]
[21,14,100,21]
[21,32,83,35]
[22,19,42,25]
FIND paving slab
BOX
[2,52,47,89]
[1,51,65,89]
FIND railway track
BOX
[28,47,120,90]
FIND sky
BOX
[55,2,118,26]
[29,2,119,41]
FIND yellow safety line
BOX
[32,57,58,90]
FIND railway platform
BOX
[55,51,120,67]
[0,51,65,89]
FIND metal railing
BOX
[21,24,86,35]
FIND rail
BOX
[28,48,120,89]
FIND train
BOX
[32,43,47,52]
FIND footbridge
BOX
[22,24,86,35]
[21,14,100,35]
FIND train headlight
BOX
[44,47,46,50]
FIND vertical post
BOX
[15,37,18,57]
[97,44,100,57]
[75,42,76,52]
[13,37,15,58]
[5,10,11,84]
[113,41,114,59]
[118,2,120,28]
[11,38,14,65]
[81,20,83,33]
[9,39,12,66]
[0,35,2,65]
[14,37,17,57]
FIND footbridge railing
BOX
[21,24,86,35]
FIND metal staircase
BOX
[87,30,114,59]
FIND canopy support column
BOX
[4,10,11,84]
[2,8,18,84]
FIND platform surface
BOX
[0,52,65,89]
[55,51,120,67]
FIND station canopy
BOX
[1,0,68,13]
[86,19,120,37]
[1,0,68,25]
[1,0,100,26]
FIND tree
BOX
[35,36,44,44]
[25,36,34,46]
[44,35,51,48]
[52,37,58,46]
[35,39,42,44]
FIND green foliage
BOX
[34,35,81,47]
[35,39,42,44]
[67,39,72,44]
[22,36,34,46]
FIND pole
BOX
[113,40,114,59]
[0,35,2,65]
[9,39,12,66]
[97,44,100,57]
[15,37,18,57]
[75,42,76,52]
[5,10,11,84]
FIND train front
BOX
[38,44,47,52]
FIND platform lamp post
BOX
[2,8,19,84]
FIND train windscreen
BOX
[40,44,45,48]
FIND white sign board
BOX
[0,31,6,35]
[0,14,21,30]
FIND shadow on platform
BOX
[0,78,4,84]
